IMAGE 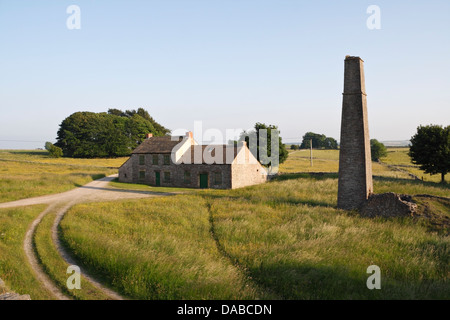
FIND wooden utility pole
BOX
[310,139,313,167]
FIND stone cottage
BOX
[118,132,268,189]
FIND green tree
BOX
[45,142,63,158]
[408,124,450,183]
[239,123,289,168]
[324,137,338,149]
[44,141,53,151]
[299,132,338,149]
[108,108,170,136]
[56,109,169,158]
[290,144,299,150]
[370,139,388,161]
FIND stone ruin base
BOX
[0,292,31,300]
[360,192,418,218]
[0,278,31,300]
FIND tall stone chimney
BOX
[337,56,373,210]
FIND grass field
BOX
[60,176,449,299]
[380,147,445,183]
[60,196,266,299]
[0,150,128,168]
[280,149,339,173]
[0,148,448,300]
[0,150,123,203]
[59,147,449,299]
[108,179,198,194]
[207,182,449,299]
[280,148,447,183]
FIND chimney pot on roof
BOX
[145,133,153,139]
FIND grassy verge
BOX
[33,207,115,300]
[60,196,267,299]
[0,205,55,299]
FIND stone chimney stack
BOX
[337,56,373,210]
[145,133,153,139]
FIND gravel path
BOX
[0,175,171,300]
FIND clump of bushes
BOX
[45,142,63,158]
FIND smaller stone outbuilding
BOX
[118,132,268,189]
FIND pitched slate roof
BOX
[184,145,238,165]
[132,136,184,154]
[132,136,241,164]
[131,135,248,165]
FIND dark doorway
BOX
[199,173,208,189]
[155,171,161,186]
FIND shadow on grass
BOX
[91,173,107,180]
[1,150,49,156]
[274,172,338,181]
[73,174,107,187]
[243,263,375,300]
[373,175,450,190]
[109,178,197,194]
[240,261,447,299]
[201,190,334,209]
[415,239,449,271]
[270,198,334,208]
[276,172,449,191]
[78,185,175,196]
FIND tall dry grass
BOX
[60,196,267,299]
[60,175,449,299]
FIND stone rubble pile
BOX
[0,278,31,300]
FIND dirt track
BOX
[0,175,171,300]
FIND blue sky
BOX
[0,0,449,148]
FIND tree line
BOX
[298,132,338,150]
[54,108,170,158]
[236,122,289,167]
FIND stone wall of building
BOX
[230,144,268,188]
[231,163,267,189]
[119,139,268,189]
[119,153,233,189]
[118,157,133,183]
